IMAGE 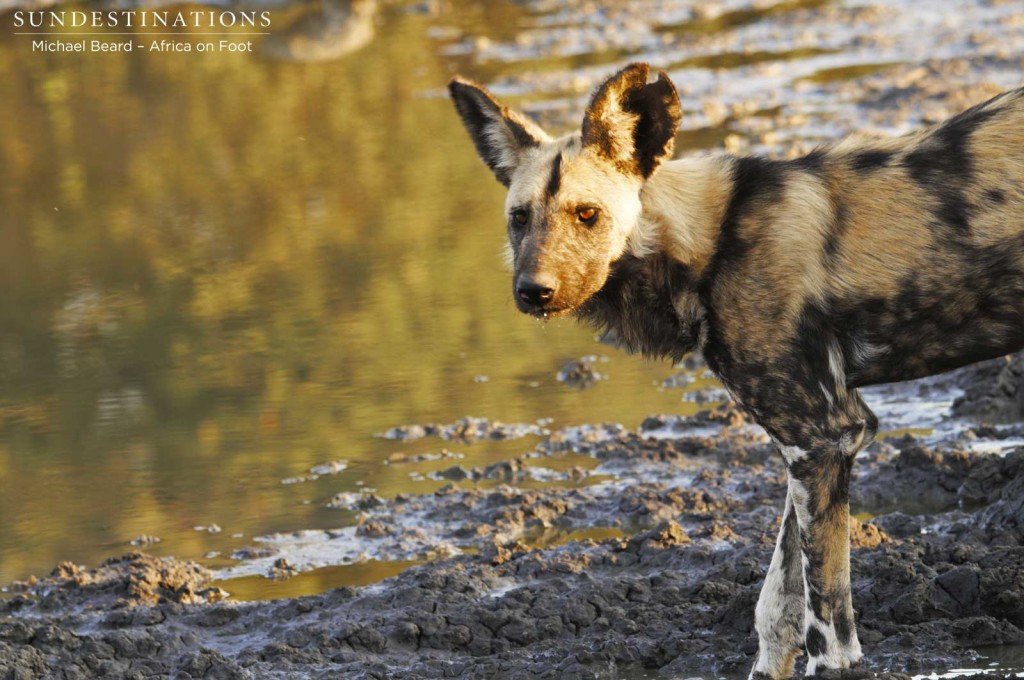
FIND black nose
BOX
[517,274,557,306]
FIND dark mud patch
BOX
[853,439,1024,519]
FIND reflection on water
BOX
[262,0,377,62]
[0,2,704,591]
[523,525,628,549]
[213,559,421,601]
[914,644,1024,680]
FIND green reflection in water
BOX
[798,61,904,84]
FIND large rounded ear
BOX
[448,77,551,187]
[581,63,682,178]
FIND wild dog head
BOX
[448,63,682,316]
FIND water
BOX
[0,0,709,592]
[914,645,1024,679]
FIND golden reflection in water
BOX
[0,4,707,591]
[215,559,422,601]
[525,526,628,549]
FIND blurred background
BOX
[0,0,1021,599]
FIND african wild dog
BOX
[448,63,1024,677]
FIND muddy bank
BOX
[3,351,1024,680]
[2,349,1023,680]
[4,341,1023,680]
[4,426,1024,678]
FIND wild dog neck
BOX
[576,156,733,361]
[634,155,733,275]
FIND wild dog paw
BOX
[748,672,777,680]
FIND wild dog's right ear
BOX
[582,63,682,178]
[448,77,550,187]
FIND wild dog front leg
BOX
[783,439,863,675]
[717,342,875,677]
[749,490,805,680]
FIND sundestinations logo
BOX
[12,10,271,53]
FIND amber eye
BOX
[512,209,529,227]
[577,207,598,225]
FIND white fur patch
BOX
[845,632,864,667]
[500,242,514,270]
[787,476,812,530]
[484,121,519,177]
[638,157,732,270]
[775,441,809,465]
[826,337,846,396]
[752,495,804,679]
[628,216,660,258]
[819,381,835,407]
[840,420,867,455]
[851,339,889,367]
[804,616,847,675]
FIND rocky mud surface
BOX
[954,354,1024,424]
[437,0,1024,158]
[3,355,1024,679]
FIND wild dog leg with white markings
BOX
[716,331,876,676]
[749,435,866,678]
[784,442,862,675]
[750,491,804,680]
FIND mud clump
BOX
[128,534,161,547]
[849,517,891,550]
[854,440,1024,517]
[268,557,300,581]
[557,355,607,389]
[379,416,549,442]
[1,552,218,612]
[640,402,749,433]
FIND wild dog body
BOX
[449,64,1024,678]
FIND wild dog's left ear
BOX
[582,63,682,178]
[448,77,551,187]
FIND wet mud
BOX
[3,358,1024,678]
